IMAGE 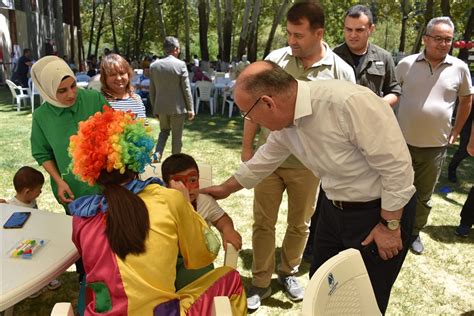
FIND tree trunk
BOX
[222,0,232,62]
[263,0,289,58]
[87,0,96,58]
[458,7,473,61]
[153,0,166,40]
[198,0,209,61]
[135,0,148,60]
[132,0,141,60]
[69,2,75,63]
[109,0,118,53]
[74,0,84,70]
[398,0,409,53]
[215,0,223,61]
[440,0,451,17]
[236,0,252,60]
[247,0,261,62]
[232,0,245,60]
[440,0,452,55]
[184,0,191,62]
[94,2,107,58]
[411,0,434,54]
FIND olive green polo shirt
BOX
[260,45,355,168]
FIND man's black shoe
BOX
[448,169,457,183]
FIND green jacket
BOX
[333,42,401,98]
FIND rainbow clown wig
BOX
[69,106,154,186]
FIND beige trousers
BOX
[251,167,319,288]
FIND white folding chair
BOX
[6,79,30,111]
[195,81,215,115]
[301,248,381,316]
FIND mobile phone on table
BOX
[3,212,31,229]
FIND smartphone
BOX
[3,212,31,229]
[361,242,382,265]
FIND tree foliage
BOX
[80,0,474,64]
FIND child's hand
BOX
[169,180,190,202]
[222,229,242,251]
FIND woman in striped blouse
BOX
[100,53,146,120]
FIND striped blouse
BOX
[107,93,146,119]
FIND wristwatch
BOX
[380,218,401,230]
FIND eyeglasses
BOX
[425,34,453,44]
[240,96,262,120]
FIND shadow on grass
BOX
[432,145,473,206]
[423,225,474,244]
[241,273,298,313]
[184,114,244,151]
[239,247,311,275]
[13,271,79,316]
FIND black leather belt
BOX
[331,199,381,210]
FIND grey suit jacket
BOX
[149,55,194,115]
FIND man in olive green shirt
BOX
[333,4,401,107]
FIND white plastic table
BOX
[0,204,79,314]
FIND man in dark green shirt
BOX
[333,4,401,107]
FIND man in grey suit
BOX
[149,36,195,162]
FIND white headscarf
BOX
[31,56,76,108]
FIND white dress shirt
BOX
[235,80,415,212]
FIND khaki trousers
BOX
[155,113,186,156]
[251,167,319,287]
[408,145,447,236]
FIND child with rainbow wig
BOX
[68,107,246,315]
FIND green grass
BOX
[1,87,473,315]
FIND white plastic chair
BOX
[212,296,233,316]
[214,72,225,81]
[76,74,91,83]
[222,94,234,118]
[87,74,102,91]
[28,77,41,112]
[301,248,381,316]
[50,302,74,316]
[6,79,30,111]
[195,81,215,115]
[221,89,235,118]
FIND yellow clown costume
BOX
[68,107,246,315]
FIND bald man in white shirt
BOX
[202,61,416,313]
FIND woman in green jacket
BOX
[30,56,109,213]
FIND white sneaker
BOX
[29,288,44,298]
[411,236,424,254]
[246,286,271,310]
[47,279,62,290]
